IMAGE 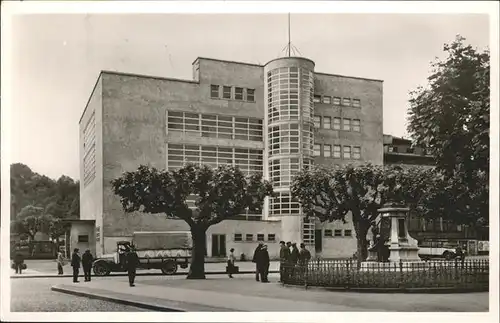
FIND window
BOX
[323,96,331,104]
[314,116,321,128]
[353,99,361,107]
[406,147,415,154]
[333,97,341,105]
[313,95,321,103]
[333,145,341,158]
[247,89,255,102]
[343,118,351,131]
[324,145,331,157]
[333,117,341,130]
[344,230,352,237]
[246,234,253,241]
[334,230,342,237]
[235,87,244,100]
[343,146,351,159]
[78,235,89,243]
[210,85,219,98]
[353,146,361,160]
[223,86,232,99]
[257,234,265,241]
[268,234,276,242]
[323,117,331,129]
[342,98,351,106]
[234,233,242,242]
[352,119,361,132]
[313,144,321,156]
[324,229,333,237]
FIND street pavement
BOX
[50,273,489,312]
[9,276,151,312]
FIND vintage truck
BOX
[92,231,192,276]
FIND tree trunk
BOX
[354,220,370,263]
[187,225,207,280]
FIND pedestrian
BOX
[257,244,270,283]
[56,251,65,275]
[290,242,300,277]
[82,249,94,282]
[298,243,311,265]
[227,248,236,278]
[126,245,140,287]
[279,241,290,282]
[252,242,263,281]
[71,248,81,283]
[13,251,24,275]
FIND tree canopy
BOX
[291,164,434,261]
[407,35,489,177]
[407,36,489,226]
[10,163,79,241]
[111,164,273,279]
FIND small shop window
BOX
[78,235,89,243]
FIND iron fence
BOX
[281,258,489,290]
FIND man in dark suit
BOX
[82,249,94,282]
[71,248,81,283]
[126,245,140,287]
[251,242,263,281]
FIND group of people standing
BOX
[252,242,271,282]
[279,241,311,282]
[70,248,95,282]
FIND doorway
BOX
[314,229,322,253]
[211,234,226,257]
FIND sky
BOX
[7,13,490,181]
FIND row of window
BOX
[167,111,263,142]
[269,192,301,216]
[166,144,263,175]
[83,112,96,187]
[313,144,361,160]
[313,95,361,108]
[314,116,361,132]
[267,123,314,157]
[210,85,255,102]
[267,67,314,124]
[324,229,353,237]
[234,233,276,242]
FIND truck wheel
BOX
[161,260,178,275]
[93,262,111,276]
[443,251,454,261]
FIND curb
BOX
[51,285,185,312]
[282,283,489,294]
[11,270,279,279]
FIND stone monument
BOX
[362,202,422,270]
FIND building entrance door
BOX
[315,229,323,253]
[211,234,226,257]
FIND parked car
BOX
[418,246,457,260]
[92,231,192,276]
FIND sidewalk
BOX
[11,260,280,278]
[51,274,489,312]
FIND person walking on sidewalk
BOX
[71,248,81,283]
[126,245,140,287]
[252,242,263,281]
[82,249,94,282]
[257,244,270,283]
[13,251,25,275]
[227,248,237,278]
[56,251,65,275]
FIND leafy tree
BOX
[11,205,54,242]
[407,36,489,226]
[407,35,489,176]
[292,164,435,261]
[111,164,273,279]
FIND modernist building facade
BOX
[78,56,383,259]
